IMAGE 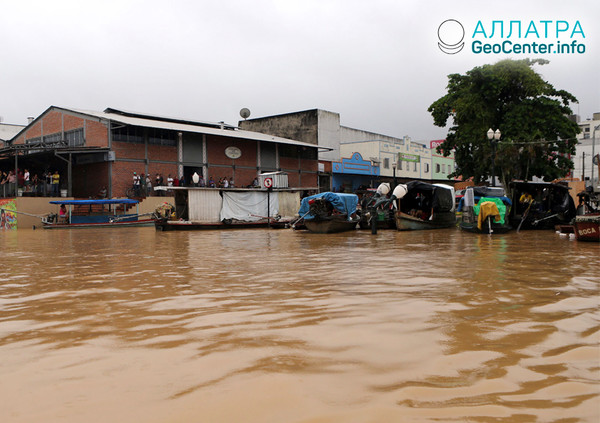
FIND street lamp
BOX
[487,128,501,186]
[392,161,397,189]
[592,124,600,190]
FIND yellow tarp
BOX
[477,201,501,230]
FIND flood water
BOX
[0,227,598,423]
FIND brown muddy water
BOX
[0,227,598,423]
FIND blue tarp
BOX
[298,192,358,221]
[49,199,139,205]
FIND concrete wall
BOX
[239,110,319,145]
[316,110,341,162]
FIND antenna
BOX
[240,108,251,120]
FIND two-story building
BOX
[1,106,321,198]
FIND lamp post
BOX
[487,128,501,187]
[592,124,600,190]
[392,161,397,190]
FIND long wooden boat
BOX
[508,181,576,230]
[43,199,154,229]
[458,186,513,234]
[393,181,456,231]
[296,192,359,234]
[155,217,290,231]
[572,214,600,242]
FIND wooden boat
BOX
[458,186,512,234]
[43,199,155,229]
[572,214,600,242]
[392,181,456,231]
[155,217,290,231]
[357,184,396,230]
[508,181,576,230]
[296,192,359,233]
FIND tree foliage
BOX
[428,59,580,190]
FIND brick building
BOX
[2,107,320,198]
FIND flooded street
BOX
[0,228,598,422]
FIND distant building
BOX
[1,106,320,198]
[572,112,600,189]
[240,109,455,191]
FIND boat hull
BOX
[303,218,358,234]
[459,219,512,234]
[573,215,600,242]
[394,212,456,231]
[43,219,155,229]
[155,219,290,231]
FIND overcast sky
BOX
[1,0,598,142]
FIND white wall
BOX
[317,110,341,162]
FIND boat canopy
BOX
[404,181,455,212]
[459,186,512,212]
[49,199,139,205]
[298,192,358,220]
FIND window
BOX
[413,162,417,172]
[398,161,403,170]
[436,163,441,173]
[44,133,63,144]
[424,163,429,173]
[148,128,176,146]
[112,126,144,143]
[383,158,390,169]
[65,129,85,147]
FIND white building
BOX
[572,112,600,190]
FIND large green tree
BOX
[428,59,580,191]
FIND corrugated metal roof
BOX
[0,124,26,142]
[69,108,328,150]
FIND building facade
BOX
[2,107,320,198]
[572,112,600,190]
[240,108,456,192]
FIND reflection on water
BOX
[0,228,598,422]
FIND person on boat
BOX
[58,204,68,224]
[519,192,533,204]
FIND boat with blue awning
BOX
[43,199,155,229]
[295,192,359,233]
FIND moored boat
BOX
[357,183,396,230]
[572,214,600,242]
[296,192,359,233]
[42,199,155,229]
[509,181,576,230]
[392,181,456,231]
[458,186,512,234]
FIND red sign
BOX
[430,140,445,149]
[263,177,273,188]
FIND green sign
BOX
[398,153,420,162]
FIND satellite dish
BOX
[240,108,251,119]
